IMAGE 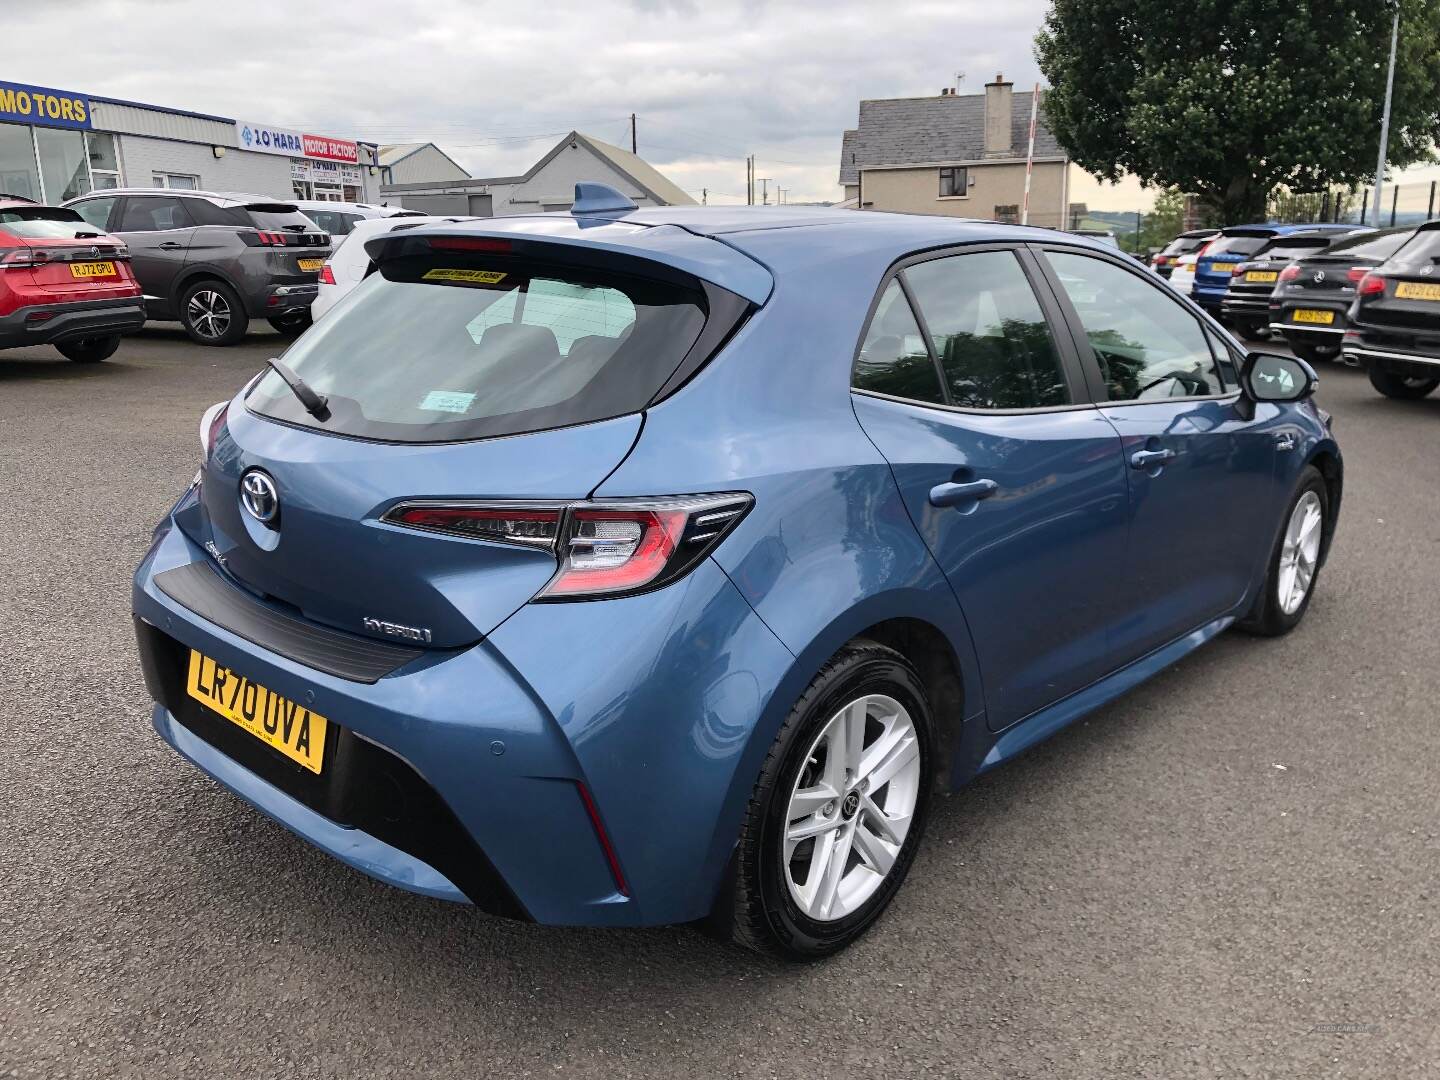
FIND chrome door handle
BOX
[929,478,998,507]
[1130,448,1176,470]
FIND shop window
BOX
[86,132,121,190]
[0,122,41,202]
[36,127,91,202]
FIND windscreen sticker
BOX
[419,390,477,414]
[422,268,507,284]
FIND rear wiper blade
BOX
[266,357,329,421]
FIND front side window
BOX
[852,280,944,403]
[939,167,967,198]
[903,250,1071,410]
[246,253,710,442]
[1045,250,1227,402]
[119,196,194,233]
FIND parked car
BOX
[1341,220,1440,400]
[1193,223,1358,321]
[290,200,423,238]
[64,189,330,346]
[1151,228,1217,278]
[0,196,144,361]
[312,214,475,321]
[132,185,1342,959]
[1167,251,1199,295]
[1220,227,1371,341]
[1269,226,1416,364]
[1066,228,1120,249]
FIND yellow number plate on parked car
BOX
[1245,270,1278,283]
[185,650,328,773]
[1210,263,1239,274]
[69,261,116,278]
[1395,281,1440,302]
[1292,309,1335,325]
[297,258,324,272]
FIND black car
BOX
[1268,227,1416,364]
[1341,221,1440,400]
[1219,228,1371,342]
[1150,228,1216,278]
[64,189,331,346]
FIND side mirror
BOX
[1241,351,1318,403]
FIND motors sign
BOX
[237,122,358,164]
[0,80,92,130]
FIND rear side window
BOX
[119,196,193,232]
[852,281,944,403]
[246,253,710,442]
[903,250,1071,410]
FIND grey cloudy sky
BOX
[6,0,1057,204]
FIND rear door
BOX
[1035,246,1279,661]
[114,195,197,313]
[850,245,1129,731]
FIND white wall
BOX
[388,145,467,186]
[495,142,662,215]
[114,135,381,201]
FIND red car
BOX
[0,196,145,362]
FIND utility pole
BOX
[630,113,637,155]
[702,187,707,206]
[1372,2,1400,230]
[757,177,773,205]
[746,156,753,205]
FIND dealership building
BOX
[0,78,459,206]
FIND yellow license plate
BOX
[185,650,328,773]
[297,258,324,272]
[1245,270,1278,283]
[1395,281,1440,302]
[1210,263,1239,274]
[69,261,116,278]
[1292,308,1335,325]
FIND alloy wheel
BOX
[782,693,921,922]
[187,289,232,340]
[1277,490,1323,615]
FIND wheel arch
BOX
[172,265,245,308]
[1306,443,1343,565]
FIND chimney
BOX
[984,72,1013,155]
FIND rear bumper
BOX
[1192,284,1228,311]
[1340,342,1440,370]
[0,296,144,348]
[132,496,793,927]
[1219,295,1270,319]
[250,283,318,319]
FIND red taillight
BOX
[1357,273,1386,296]
[199,400,228,458]
[1278,264,1301,282]
[576,781,628,897]
[318,263,336,285]
[427,236,512,253]
[542,507,689,598]
[390,505,562,548]
[383,494,753,600]
[1346,266,1369,284]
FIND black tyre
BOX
[1237,466,1328,637]
[1234,320,1269,343]
[730,639,934,959]
[267,312,311,339]
[1290,340,1338,365]
[55,335,120,363]
[179,279,248,347]
[1368,366,1439,400]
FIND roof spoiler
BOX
[571,182,637,216]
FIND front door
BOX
[1036,247,1279,661]
[114,195,198,316]
[851,247,1129,732]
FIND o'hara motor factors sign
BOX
[237,121,358,164]
[0,80,92,130]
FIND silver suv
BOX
[64,189,331,346]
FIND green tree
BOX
[1035,0,1440,222]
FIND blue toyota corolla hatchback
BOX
[133,184,1342,958]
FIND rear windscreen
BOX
[0,206,99,238]
[1206,234,1269,258]
[1256,239,1331,262]
[1383,229,1440,270]
[1321,229,1412,261]
[246,254,708,442]
[242,205,319,233]
[1161,234,1212,256]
